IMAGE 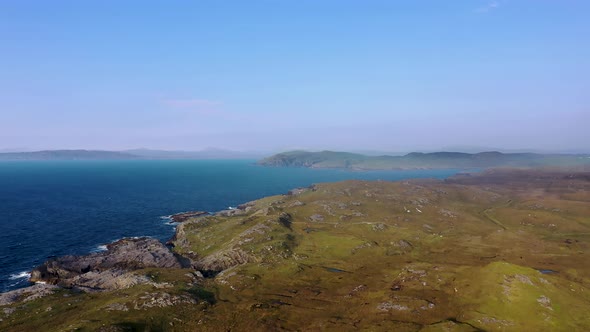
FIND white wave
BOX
[9,271,31,280]
[161,216,175,225]
[110,236,147,242]
[90,244,108,252]
[91,237,154,253]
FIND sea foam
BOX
[9,271,31,280]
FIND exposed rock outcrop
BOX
[193,248,253,274]
[30,237,182,289]
[0,284,58,306]
[168,211,209,223]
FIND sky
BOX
[0,0,589,153]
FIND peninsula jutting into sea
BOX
[258,150,590,170]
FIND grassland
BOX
[1,169,589,331]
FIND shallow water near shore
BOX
[0,160,462,292]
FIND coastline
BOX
[0,176,314,299]
[0,160,466,293]
[2,168,589,330]
[0,201,257,299]
[0,166,466,294]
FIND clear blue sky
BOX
[1,1,588,152]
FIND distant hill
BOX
[0,150,140,160]
[124,148,263,159]
[258,150,590,170]
[0,148,265,161]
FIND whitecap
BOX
[90,244,108,252]
[111,236,147,242]
[161,216,175,225]
[9,271,31,280]
[91,237,151,253]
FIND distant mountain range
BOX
[0,149,264,160]
[258,150,590,170]
[124,148,264,159]
[0,150,140,160]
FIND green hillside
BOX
[258,150,590,170]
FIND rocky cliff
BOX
[30,237,182,291]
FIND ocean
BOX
[0,160,461,292]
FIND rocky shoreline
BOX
[165,210,209,223]
[0,237,185,305]
[0,204,255,306]
[30,237,183,287]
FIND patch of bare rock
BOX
[29,237,182,290]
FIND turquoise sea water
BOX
[0,160,462,291]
